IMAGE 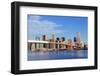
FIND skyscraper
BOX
[43,35,48,41]
[52,34,56,41]
[76,32,81,43]
[56,37,60,41]
[74,37,77,42]
[61,37,65,42]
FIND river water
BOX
[28,50,88,61]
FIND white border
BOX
[20,6,94,70]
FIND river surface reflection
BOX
[28,50,88,61]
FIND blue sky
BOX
[28,15,88,43]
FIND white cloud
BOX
[28,15,65,39]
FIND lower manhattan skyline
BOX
[28,15,88,43]
[27,15,88,60]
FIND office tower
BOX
[81,41,84,47]
[52,34,56,40]
[76,32,83,49]
[56,37,60,41]
[67,39,73,50]
[84,43,88,50]
[38,37,40,40]
[68,39,72,44]
[35,36,40,40]
[76,32,81,43]
[43,35,48,41]
[56,37,60,49]
[42,35,48,49]
[61,37,65,42]
[74,37,77,42]
[52,34,56,49]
